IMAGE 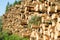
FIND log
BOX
[57,6,60,11]
[31,25,40,29]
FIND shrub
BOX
[0,31,29,40]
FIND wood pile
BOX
[3,4,26,35]
[3,0,60,40]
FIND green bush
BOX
[0,31,29,40]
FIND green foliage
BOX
[18,1,21,4]
[13,1,18,6]
[13,0,21,6]
[9,4,12,7]
[0,31,9,40]
[6,2,10,12]
[6,0,21,12]
[0,16,29,40]
[0,16,2,31]
[29,15,42,26]
[0,31,29,40]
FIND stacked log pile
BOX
[3,0,60,40]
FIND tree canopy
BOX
[6,0,21,12]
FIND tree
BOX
[6,2,10,12]
[13,0,18,6]
[13,0,21,6]
[5,0,21,12]
[9,4,12,7]
[18,1,21,4]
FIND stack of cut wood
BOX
[3,4,27,35]
[3,0,60,40]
